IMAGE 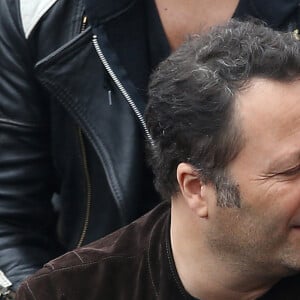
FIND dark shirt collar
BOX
[147,203,199,299]
[146,0,171,71]
[149,202,300,300]
[83,0,135,26]
[233,0,300,29]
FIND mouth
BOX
[289,218,300,230]
[290,225,300,230]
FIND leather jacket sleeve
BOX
[0,0,62,289]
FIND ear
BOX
[176,163,209,218]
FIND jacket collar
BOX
[83,0,136,26]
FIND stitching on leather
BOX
[27,255,137,281]
[165,239,187,299]
[0,118,46,129]
[72,251,84,263]
[147,224,159,298]
[46,262,55,270]
[26,281,37,300]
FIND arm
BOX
[0,0,62,289]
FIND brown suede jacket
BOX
[16,202,300,300]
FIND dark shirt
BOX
[146,0,171,73]
[104,0,170,101]
[16,202,300,299]
[233,0,300,30]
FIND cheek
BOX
[242,179,300,226]
[276,180,300,218]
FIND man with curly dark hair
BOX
[16,20,300,300]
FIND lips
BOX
[289,222,300,230]
[289,217,300,228]
[290,223,300,230]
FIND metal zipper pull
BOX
[81,15,88,32]
[108,90,113,106]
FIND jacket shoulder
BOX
[16,232,145,300]
[16,204,169,300]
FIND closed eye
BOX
[279,165,300,177]
[259,165,300,181]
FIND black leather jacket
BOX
[0,0,162,288]
[0,0,299,289]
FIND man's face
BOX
[207,78,300,277]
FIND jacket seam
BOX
[35,255,138,280]
[165,239,188,299]
[24,257,137,299]
[0,118,47,129]
[25,281,37,300]
[147,223,159,297]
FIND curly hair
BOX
[145,19,300,203]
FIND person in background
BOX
[16,20,300,300]
[0,0,300,294]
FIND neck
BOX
[170,201,279,300]
[155,0,239,50]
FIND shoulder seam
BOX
[25,281,37,300]
[19,0,60,39]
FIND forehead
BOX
[235,78,300,166]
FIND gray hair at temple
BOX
[145,19,300,203]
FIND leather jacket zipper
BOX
[92,35,155,147]
[76,127,92,248]
[77,23,154,247]
[76,15,91,248]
